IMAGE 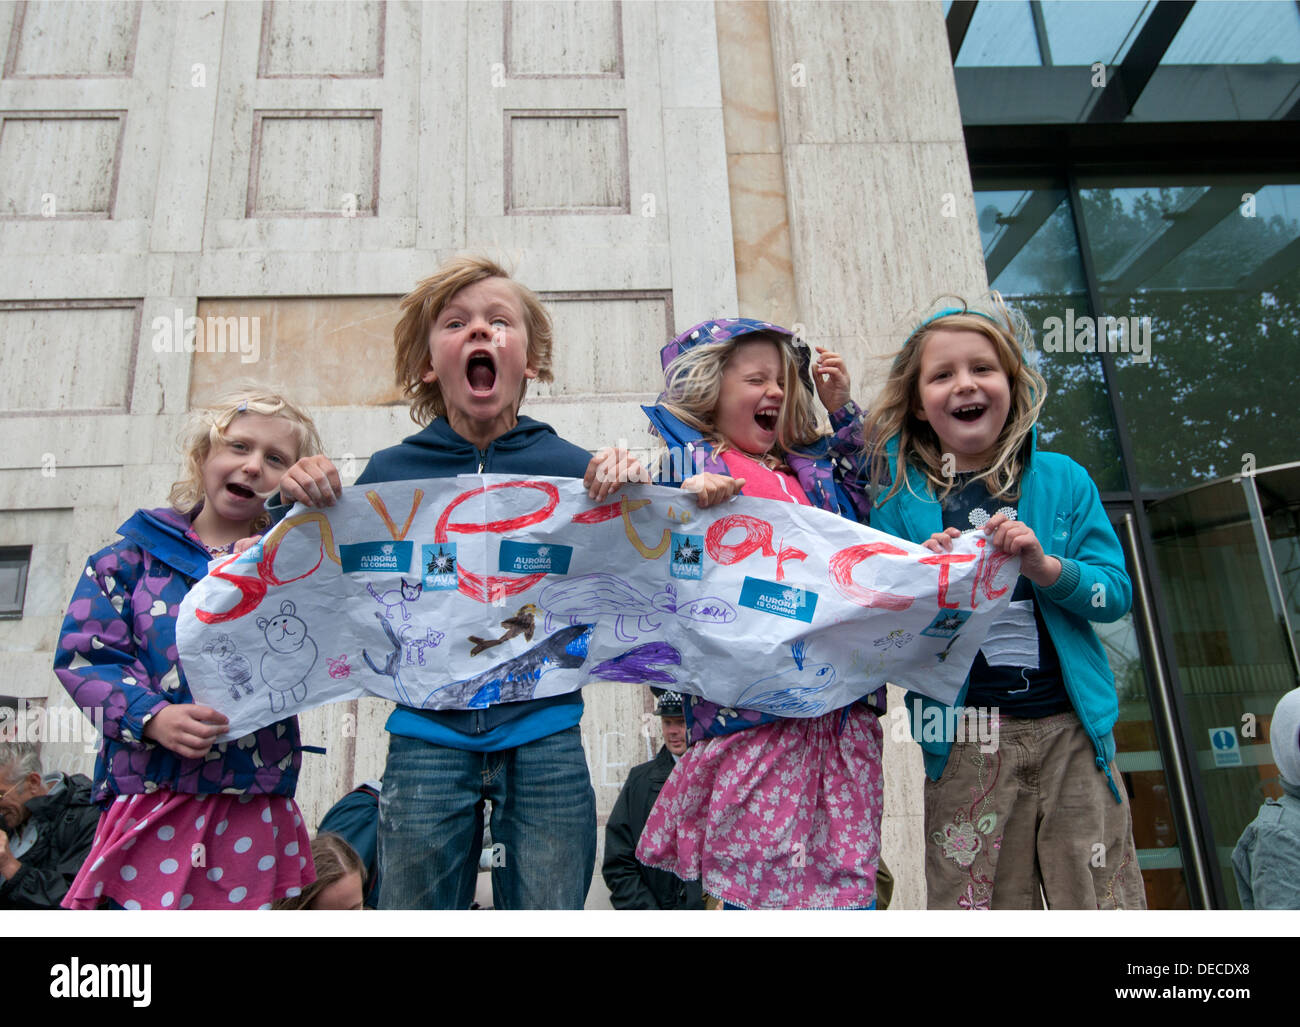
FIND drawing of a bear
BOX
[257,600,317,714]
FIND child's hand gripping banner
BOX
[177,475,1020,740]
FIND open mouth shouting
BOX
[951,403,987,422]
[754,406,779,433]
[466,349,498,395]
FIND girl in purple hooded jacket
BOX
[55,385,325,909]
[633,319,885,909]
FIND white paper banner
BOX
[177,475,1020,739]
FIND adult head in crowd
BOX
[602,690,703,910]
[0,741,99,909]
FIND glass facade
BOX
[1163,1,1300,63]
[1076,177,1300,491]
[1105,510,1192,908]
[1146,472,1300,907]
[955,1,1300,124]
[953,0,1300,907]
[974,184,1125,491]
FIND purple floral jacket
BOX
[642,402,886,743]
[54,507,304,805]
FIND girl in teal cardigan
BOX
[863,295,1146,910]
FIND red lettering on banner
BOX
[827,543,916,611]
[964,537,1016,606]
[571,497,650,524]
[705,515,776,565]
[195,511,340,623]
[438,479,558,536]
[969,537,987,607]
[196,551,267,624]
[919,552,977,609]
[435,480,560,602]
[259,512,340,585]
[979,547,1014,601]
[774,539,808,583]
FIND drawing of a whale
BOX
[589,643,681,684]
[734,641,837,716]
[422,624,594,709]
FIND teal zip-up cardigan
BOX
[868,432,1132,801]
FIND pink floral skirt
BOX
[62,789,314,910]
[636,706,883,909]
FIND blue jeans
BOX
[378,726,596,909]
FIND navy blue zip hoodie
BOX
[355,415,593,751]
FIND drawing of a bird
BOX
[468,603,538,657]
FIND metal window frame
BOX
[0,545,31,620]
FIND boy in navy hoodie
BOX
[278,256,642,908]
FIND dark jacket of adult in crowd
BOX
[603,747,704,910]
[318,782,382,909]
[0,773,99,909]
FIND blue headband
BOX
[895,306,1004,367]
[915,306,1001,332]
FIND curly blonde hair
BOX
[862,292,1046,505]
[168,382,324,533]
[393,255,555,426]
[659,332,823,471]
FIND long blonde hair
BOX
[392,255,555,426]
[862,293,1046,505]
[660,333,822,468]
[169,382,324,532]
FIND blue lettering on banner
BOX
[498,540,572,575]
[341,540,412,574]
[738,576,817,623]
[422,543,459,590]
[670,533,704,580]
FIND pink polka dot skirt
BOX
[63,789,315,910]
